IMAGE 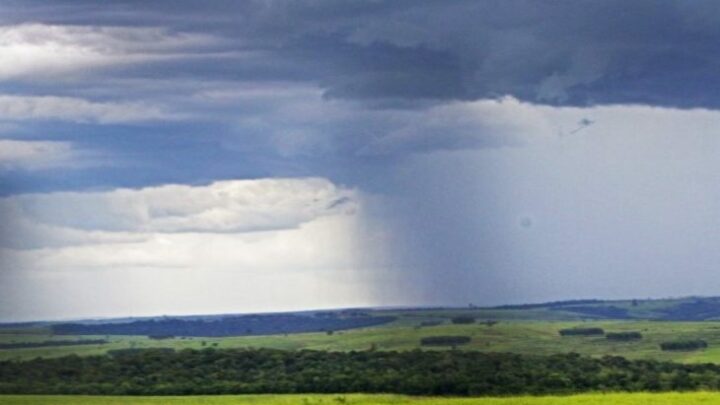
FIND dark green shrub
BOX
[660,339,707,351]
[606,332,642,341]
[420,335,471,346]
[558,327,604,336]
[450,316,475,324]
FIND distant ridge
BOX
[490,296,720,321]
[4,296,720,328]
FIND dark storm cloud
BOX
[5,0,720,108]
[5,0,720,197]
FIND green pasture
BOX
[3,318,720,363]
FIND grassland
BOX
[3,393,720,404]
[4,300,720,363]
[4,318,720,364]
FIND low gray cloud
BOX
[0,95,174,123]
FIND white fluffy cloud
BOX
[0,213,372,319]
[6,214,360,272]
[0,139,78,170]
[1,177,358,250]
[0,211,373,320]
[0,177,370,320]
[0,23,217,80]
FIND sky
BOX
[3,1,720,321]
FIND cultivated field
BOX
[3,393,720,404]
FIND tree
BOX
[450,316,475,324]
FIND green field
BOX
[4,300,720,364]
[3,393,720,405]
[4,318,720,364]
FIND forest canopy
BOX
[2,348,720,396]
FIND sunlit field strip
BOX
[3,393,720,405]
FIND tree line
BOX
[3,348,720,395]
[0,340,107,350]
[52,314,396,337]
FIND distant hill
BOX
[492,296,720,321]
[5,296,720,337]
[52,312,396,337]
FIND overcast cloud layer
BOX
[3,1,720,320]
